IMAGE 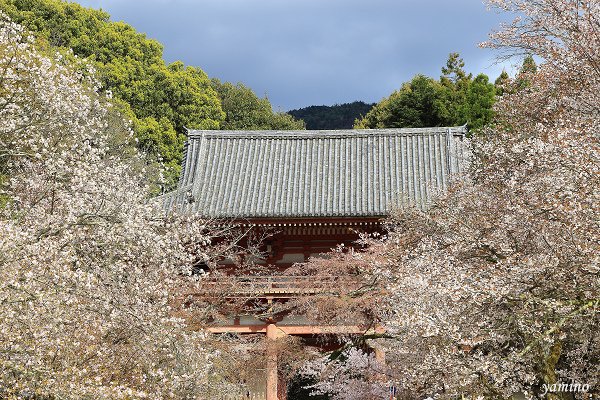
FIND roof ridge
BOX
[187,126,467,140]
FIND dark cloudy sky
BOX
[77,0,515,111]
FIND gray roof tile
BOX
[163,127,469,218]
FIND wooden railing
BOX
[186,275,359,299]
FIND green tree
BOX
[211,79,304,130]
[494,70,510,96]
[355,75,450,128]
[460,73,496,130]
[0,0,224,189]
[520,54,538,74]
[355,53,496,131]
[440,52,472,87]
[515,54,537,89]
[439,53,472,124]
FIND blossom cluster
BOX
[0,15,233,399]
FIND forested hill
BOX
[288,101,374,130]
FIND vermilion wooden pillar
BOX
[266,324,286,400]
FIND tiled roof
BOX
[163,127,469,218]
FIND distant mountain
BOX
[288,101,374,130]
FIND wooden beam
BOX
[207,325,267,333]
[206,324,381,335]
[278,325,369,335]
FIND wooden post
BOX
[266,324,285,400]
[374,346,385,364]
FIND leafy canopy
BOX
[211,79,304,130]
[0,0,224,189]
[355,53,497,132]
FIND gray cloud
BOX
[77,0,514,110]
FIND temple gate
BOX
[162,127,469,399]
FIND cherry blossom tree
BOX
[0,15,239,399]
[298,1,599,398]
[300,348,388,400]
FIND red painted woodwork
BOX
[218,217,384,269]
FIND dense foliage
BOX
[1,0,596,398]
[287,101,374,130]
[0,0,225,189]
[355,53,497,131]
[211,79,304,130]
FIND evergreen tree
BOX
[515,54,538,89]
[355,75,450,129]
[440,52,472,86]
[355,53,496,131]
[461,73,496,130]
[494,70,510,96]
[211,79,304,130]
[439,53,472,125]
